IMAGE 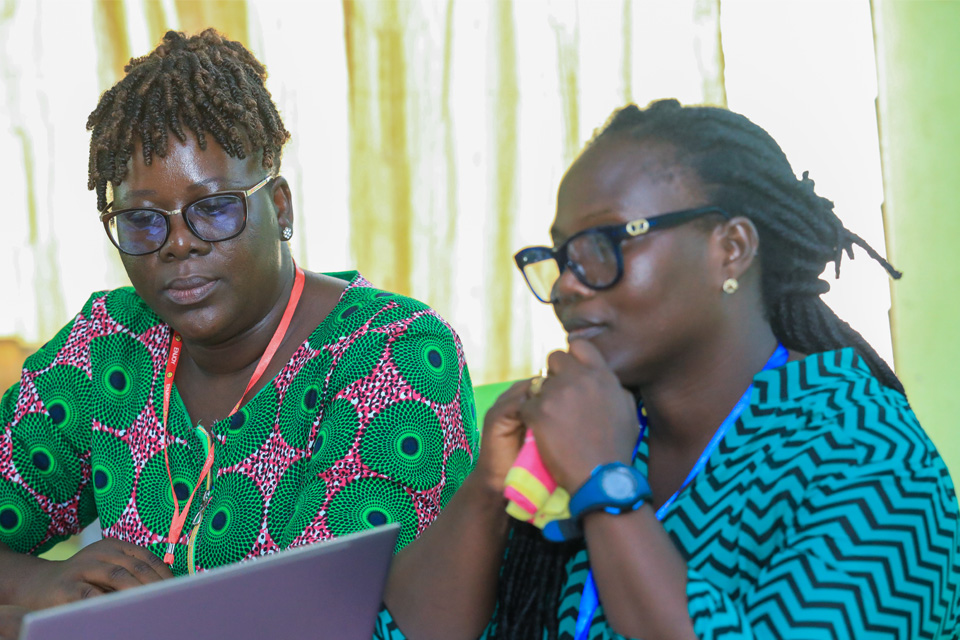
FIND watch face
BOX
[601,467,638,500]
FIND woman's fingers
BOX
[113,539,175,582]
[0,605,29,640]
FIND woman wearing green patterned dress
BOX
[0,28,477,629]
[376,101,959,640]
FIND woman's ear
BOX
[717,216,760,281]
[270,175,294,234]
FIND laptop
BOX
[19,524,398,640]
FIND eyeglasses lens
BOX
[110,211,167,256]
[522,257,561,303]
[185,195,246,241]
[566,232,619,288]
[110,194,246,255]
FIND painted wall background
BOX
[0,0,954,477]
[874,0,960,477]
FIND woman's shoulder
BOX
[23,287,165,374]
[741,347,946,478]
[314,271,456,340]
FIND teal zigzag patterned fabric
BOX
[375,348,959,639]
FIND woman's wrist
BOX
[462,466,510,512]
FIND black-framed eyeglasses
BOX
[514,206,731,303]
[98,175,276,256]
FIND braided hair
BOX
[86,28,290,211]
[493,100,903,639]
[596,99,902,392]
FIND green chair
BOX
[472,379,520,435]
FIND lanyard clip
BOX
[192,489,214,527]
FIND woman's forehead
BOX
[118,136,261,198]
[554,137,706,233]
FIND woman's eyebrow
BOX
[119,177,231,200]
[550,208,620,241]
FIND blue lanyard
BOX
[573,344,788,640]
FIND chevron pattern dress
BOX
[375,348,960,639]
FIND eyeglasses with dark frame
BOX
[99,175,276,256]
[513,206,731,303]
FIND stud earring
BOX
[281,227,293,241]
[722,278,739,294]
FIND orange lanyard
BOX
[161,265,306,565]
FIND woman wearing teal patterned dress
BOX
[377,101,959,639]
[0,28,476,632]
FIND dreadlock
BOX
[594,99,903,393]
[494,99,904,639]
[493,522,584,640]
[86,28,290,211]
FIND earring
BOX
[281,227,293,241]
[722,278,739,294]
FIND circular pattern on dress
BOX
[366,297,431,332]
[0,480,50,553]
[278,354,332,450]
[34,365,94,452]
[0,383,19,418]
[77,484,98,527]
[90,430,135,530]
[308,399,359,475]
[135,444,202,536]
[277,478,327,549]
[459,366,479,456]
[326,476,417,552]
[213,385,278,468]
[391,315,459,404]
[148,541,189,576]
[105,288,162,335]
[326,332,387,400]
[152,382,192,442]
[440,448,474,507]
[23,320,75,372]
[90,334,153,431]
[360,401,443,491]
[267,459,308,545]
[308,288,381,347]
[10,413,81,504]
[194,471,263,570]
[327,288,386,338]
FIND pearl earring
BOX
[722,278,739,294]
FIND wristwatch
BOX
[542,462,651,542]
[570,462,651,517]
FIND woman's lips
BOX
[163,278,218,305]
[565,324,605,341]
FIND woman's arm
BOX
[0,539,172,609]
[0,295,174,608]
[381,381,531,640]
[525,341,960,640]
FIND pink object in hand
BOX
[503,431,558,518]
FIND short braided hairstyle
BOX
[493,100,904,639]
[86,28,290,211]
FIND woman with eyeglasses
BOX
[376,100,959,640]
[0,28,476,620]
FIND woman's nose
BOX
[550,262,594,305]
[160,212,211,259]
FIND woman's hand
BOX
[472,380,535,496]
[11,538,173,610]
[520,339,639,492]
[0,605,28,640]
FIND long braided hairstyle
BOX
[493,99,904,639]
[86,28,290,211]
